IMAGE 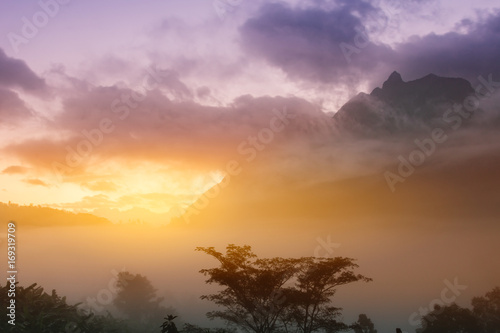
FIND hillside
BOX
[0,202,112,227]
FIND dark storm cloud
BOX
[240,2,500,89]
[240,1,393,84]
[393,11,500,82]
[0,48,46,92]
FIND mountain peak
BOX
[335,72,475,136]
[382,71,403,89]
[388,71,403,82]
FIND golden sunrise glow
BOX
[0,157,224,224]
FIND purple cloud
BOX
[0,48,46,92]
[393,11,500,83]
[240,1,393,85]
[240,2,500,89]
[0,88,33,125]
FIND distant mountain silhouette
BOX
[334,71,475,135]
[171,71,500,229]
[0,202,112,227]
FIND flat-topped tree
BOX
[196,244,371,333]
[196,244,298,333]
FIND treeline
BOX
[0,202,110,227]
[416,287,500,333]
[1,244,499,333]
[1,282,128,332]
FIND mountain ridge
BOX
[0,202,112,227]
[171,71,500,228]
[334,71,475,135]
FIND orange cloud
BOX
[81,181,119,192]
[2,165,28,174]
[22,178,49,187]
[3,87,334,182]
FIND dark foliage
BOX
[0,282,128,333]
[196,244,371,333]
[352,314,377,333]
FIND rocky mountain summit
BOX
[334,71,475,135]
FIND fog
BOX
[13,214,500,333]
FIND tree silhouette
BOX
[182,323,236,333]
[418,303,480,333]
[0,282,128,333]
[113,271,165,328]
[196,244,371,333]
[196,245,297,333]
[161,314,179,333]
[353,314,377,333]
[282,257,371,333]
[472,287,500,333]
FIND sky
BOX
[0,0,500,223]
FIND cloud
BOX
[196,86,211,99]
[55,192,197,219]
[22,178,49,187]
[392,10,500,82]
[154,69,193,100]
[0,88,33,125]
[239,1,393,86]
[3,4,499,193]
[0,48,46,92]
[0,49,45,126]
[53,194,116,211]
[3,78,333,179]
[1,165,28,175]
[3,138,71,170]
[81,181,120,192]
[239,2,500,91]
